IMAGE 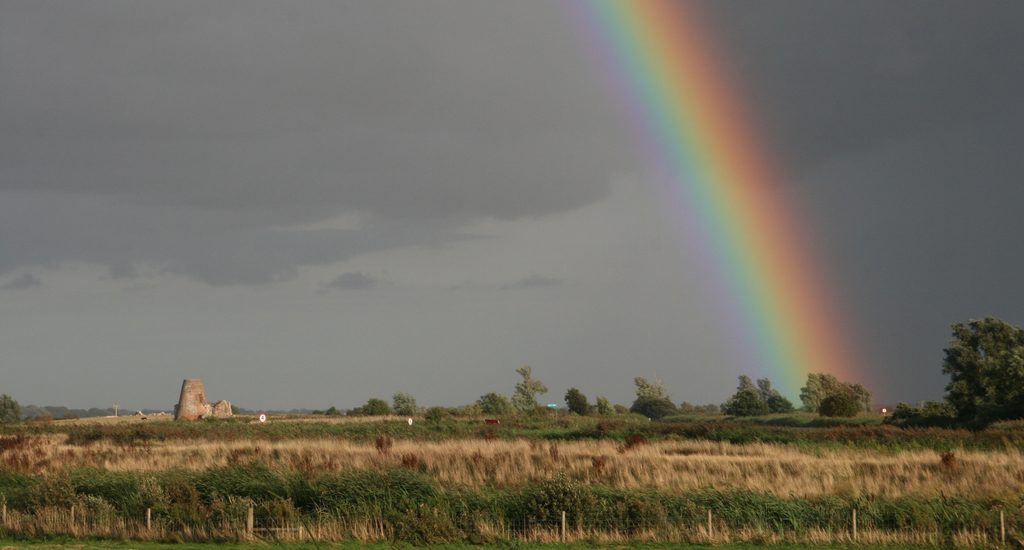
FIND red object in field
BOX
[484,418,500,425]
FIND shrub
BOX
[723,389,770,417]
[424,406,450,423]
[564,388,590,416]
[819,390,861,417]
[630,396,677,420]
[887,401,957,428]
[0,394,21,424]
[349,398,391,416]
[478,392,513,416]
[392,392,419,416]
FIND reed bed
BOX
[3,434,1022,498]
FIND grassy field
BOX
[0,541,999,550]
[9,413,1024,451]
[1,414,1022,546]
[0,541,973,550]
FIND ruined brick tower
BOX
[174,379,233,420]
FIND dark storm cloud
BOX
[0,190,469,285]
[326,272,378,291]
[0,1,628,283]
[694,1,1024,398]
[3,0,1024,407]
[701,1,1024,168]
[0,273,41,291]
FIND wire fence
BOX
[0,502,1017,546]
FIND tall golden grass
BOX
[5,435,1022,498]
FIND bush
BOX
[392,392,419,416]
[0,394,21,424]
[723,389,769,417]
[478,392,513,416]
[424,406,450,423]
[630,396,677,420]
[886,401,957,428]
[564,388,590,416]
[819,391,861,417]
[348,398,391,416]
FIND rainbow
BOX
[569,0,860,396]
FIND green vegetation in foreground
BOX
[0,542,983,550]
[0,467,1021,544]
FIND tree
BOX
[424,406,449,423]
[630,376,675,419]
[564,388,590,416]
[478,392,513,416]
[634,377,669,400]
[348,398,391,416]
[392,392,418,416]
[766,393,795,414]
[0,394,20,424]
[849,383,872,413]
[722,376,790,416]
[755,378,794,413]
[818,389,861,417]
[630,396,677,419]
[886,401,956,428]
[799,373,872,414]
[595,396,613,416]
[511,366,548,413]
[722,376,769,416]
[943,317,1024,425]
[799,373,841,412]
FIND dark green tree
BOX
[818,389,861,417]
[0,394,20,424]
[722,376,769,416]
[630,396,677,419]
[943,317,1024,425]
[630,376,676,419]
[800,373,872,414]
[799,373,841,412]
[755,378,795,413]
[349,398,391,416]
[478,392,513,416]
[564,387,590,416]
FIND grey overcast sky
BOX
[2,1,1023,410]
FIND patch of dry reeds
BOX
[4,435,1023,498]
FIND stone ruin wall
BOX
[174,379,233,421]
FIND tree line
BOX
[2,317,1022,427]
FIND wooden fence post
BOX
[1001,510,1006,545]
[146,508,152,531]
[246,504,254,537]
[2,502,6,526]
[852,508,857,541]
[560,510,566,543]
[70,505,75,527]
